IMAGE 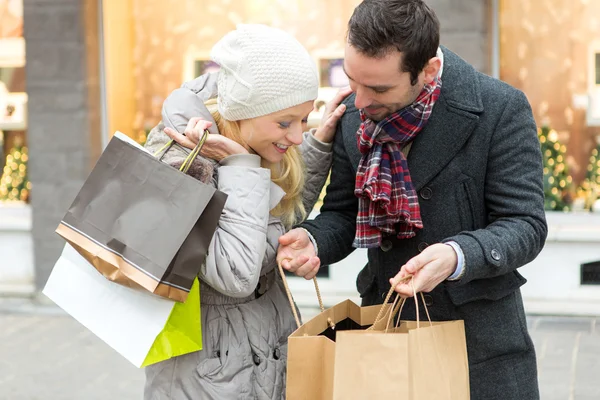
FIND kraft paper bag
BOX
[286,299,470,400]
[56,132,226,302]
[43,243,202,368]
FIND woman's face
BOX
[239,101,314,163]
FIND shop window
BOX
[581,261,600,285]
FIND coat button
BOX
[253,354,261,366]
[420,187,433,200]
[491,249,501,261]
[380,240,393,252]
[423,294,434,307]
[273,348,281,360]
[418,242,429,252]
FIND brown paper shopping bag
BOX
[281,270,470,400]
[57,132,227,302]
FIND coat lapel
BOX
[407,94,479,192]
[407,48,485,191]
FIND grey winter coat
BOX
[143,74,332,400]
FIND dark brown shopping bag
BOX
[281,271,470,400]
[56,132,227,302]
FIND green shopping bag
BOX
[143,277,202,367]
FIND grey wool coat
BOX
[143,74,332,400]
[301,47,548,399]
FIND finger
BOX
[184,118,209,142]
[193,119,213,133]
[327,104,347,124]
[393,283,415,298]
[304,261,321,280]
[403,252,435,275]
[325,87,350,114]
[164,127,197,149]
[294,257,319,278]
[283,255,310,273]
[389,270,411,288]
[409,273,428,294]
[278,229,302,246]
[281,258,292,271]
[185,117,202,133]
[321,105,346,133]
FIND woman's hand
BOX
[313,86,353,143]
[164,117,248,162]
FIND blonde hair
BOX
[206,99,306,228]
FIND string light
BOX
[538,126,573,211]
[0,143,30,203]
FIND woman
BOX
[143,24,348,399]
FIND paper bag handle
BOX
[368,276,433,332]
[277,259,335,330]
[153,130,210,175]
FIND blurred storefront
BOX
[2,0,598,313]
[0,0,32,294]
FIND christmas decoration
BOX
[136,127,151,147]
[579,142,600,211]
[538,126,573,211]
[0,136,30,202]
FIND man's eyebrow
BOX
[342,64,394,91]
[342,64,354,82]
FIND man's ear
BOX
[423,57,442,85]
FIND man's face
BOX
[343,43,424,121]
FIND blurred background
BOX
[0,0,599,398]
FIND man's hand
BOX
[277,228,321,280]
[389,244,458,297]
[313,86,353,143]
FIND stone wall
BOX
[23,0,101,289]
[429,0,492,74]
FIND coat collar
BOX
[437,46,483,113]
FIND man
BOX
[277,0,547,398]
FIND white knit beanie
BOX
[210,24,319,121]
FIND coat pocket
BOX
[445,272,531,365]
[457,177,476,231]
[194,354,254,399]
[445,271,527,306]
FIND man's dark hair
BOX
[347,0,440,85]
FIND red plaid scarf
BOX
[353,77,442,248]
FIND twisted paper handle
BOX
[153,129,210,174]
[277,259,335,330]
[368,275,433,332]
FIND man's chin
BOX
[364,109,388,122]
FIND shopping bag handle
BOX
[277,259,335,330]
[153,130,210,175]
[368,276,433,332]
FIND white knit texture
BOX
[210,24,319,120]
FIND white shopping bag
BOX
[43,243,202,368]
